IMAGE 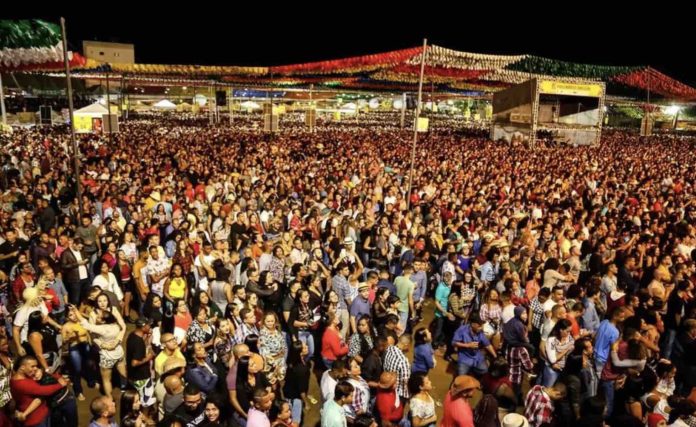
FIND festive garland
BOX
[269,47,423,75]
[387,64,489,80]
[0,20,64,68]
[414,45,525,70]
[505,56,638,79]
[611,67,696,100]
[2,52,85,71]
[102,62,267,76]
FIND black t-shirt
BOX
[282,295,295,314]
[361,352,383,387]
[229,223,248,250]
[283,363,310,399]
[0,239,27,274]
[126,333,150,381]
[174,401,206,427]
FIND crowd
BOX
[0,115,695,427]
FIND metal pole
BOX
[0,74,6,125]
[228,86,234,126]
[309,83,314,132]
[118,74,124,119]
[105,71,113,144]
[400,92,406,129]
[406,39,427,210]
[61,17,83,217]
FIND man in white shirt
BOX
[147,246,171,297]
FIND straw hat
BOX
[502,414,529,427]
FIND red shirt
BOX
[376,389,404,422]
[440,390,474,427]
[321,327,348,361]
[10,376,64,426]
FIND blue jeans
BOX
[68,342,95,394]
[298,331,315,362]
[398,312,409,336]
[662,328,677,360]
[291,398,303,425]
[601,379,614,417]
[542,365,560,387]
[458,358,488,376]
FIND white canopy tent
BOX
[153,99,176,110]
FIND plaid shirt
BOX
[345,376,371,418]
[530,297,545,331]
[383,346,411,398]
[525,385,554,427]
[507,346,534,386]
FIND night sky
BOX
[5,7,694,86]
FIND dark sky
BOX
[5,7,695,85]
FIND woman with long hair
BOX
[142,293,163,325]
[113,248,135,321]
[408,373,438,427]
[283,340,310,427]
[213,318,235,367]
[24,311,60,373]
[259,311,288,387]
[185,342,219,394]
[543,318,575,387]
[372,287,391,329]
[479,287,503,345]
[194,291,223,322]
[234,354,271,423]
[187,305,216,359]
[347,315,374,365]
[287,289,316,361]
[321,312,348,369]
[62,307,96,400]
[120,390,146,426]
[69,305,127,397]
[163,263,188,311]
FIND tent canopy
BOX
[153,99,176,109]
[75,102,108,116]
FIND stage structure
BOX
[491,78,606,147]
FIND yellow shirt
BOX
[154,348,186,377]
[168,277,186,299]
[62,322,90,346]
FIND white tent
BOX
[240,101,261,111]
[75,103,109,116]
[153,99,177,110]
[74,102,110,133]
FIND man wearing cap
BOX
[440,375,479,427]
[350,283,371,334]
[126,317,156,409]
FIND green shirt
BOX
[321,399,347,427]
[394,275,415,314]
